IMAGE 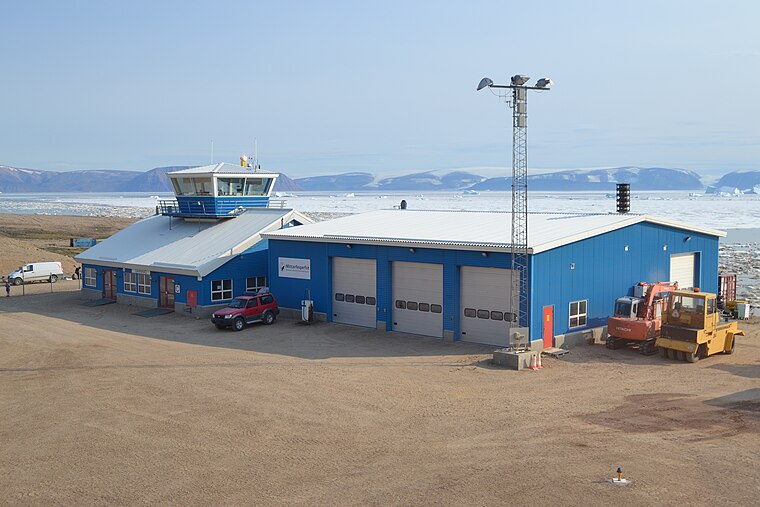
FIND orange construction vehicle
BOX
[606,281,679,354]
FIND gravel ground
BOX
[0,289,758,506]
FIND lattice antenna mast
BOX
[477,75,552,331]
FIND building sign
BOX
[278,257,311,280]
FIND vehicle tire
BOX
[726,337,735,355]
[639,342,650,355]
[685,349,699,363]
[263,311,275,325]
[661,348,669,359]
[215,324,225,330]
[676,351,685,361]
[50,274,58,283]
[13,277,23,286]
[606,337,616,350]
[232,317,245,331]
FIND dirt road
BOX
[1,290,758,506]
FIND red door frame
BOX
[160,276,175,309]
[103,270,115,300]
[543,305,554,349]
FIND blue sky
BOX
[2,1,758,178]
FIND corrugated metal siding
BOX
[76,209,293,276]
[82,247,268,307]
[271,221,719,343]
[196,248,269,305]
[268,239,517,335]
[530,222,719,341]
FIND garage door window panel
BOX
[366,297,376,305]
[418,303,430,312]
[335,293,345,301]
[477,309,490,319]
[407,301,418,311]
[464,308,476,318]
[395,300,406,309]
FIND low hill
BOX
[296,172,375,191]
[471,167,704,191]
[710,170,760,192]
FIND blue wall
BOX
[169,196,270,216]
[268,221,719,342]
[530,222,719,340]
[81,241,269,306]
[267,240,518,335]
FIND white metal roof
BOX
[167,163,279,177]
[76,209,312,277]
[262,210,725,254]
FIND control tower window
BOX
[173,177,212,196]
[217,178,246,196]
[243,177,272,196]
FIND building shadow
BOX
[706,362,760,379]
[0,290,495,360]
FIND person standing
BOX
[73,266,81,280]
[4,278,10,297]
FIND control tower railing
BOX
[158,198,287,218]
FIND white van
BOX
[7,262,64,285]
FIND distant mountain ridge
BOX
[470,167,704,191]
[0,165,300,193]
[707,170,760,194]
[1,164,750,193]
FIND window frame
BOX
[211,279,233,302]
[124,272,137,293]
[84,267,97,287]
[569,299,588,328]
[246,276,267,293]
[137,273,151,295]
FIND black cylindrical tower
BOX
[616,183,630,214]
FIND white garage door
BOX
[332,257,377,328]
[392,262,443,337]
[460,266,519,346]
[670,253,696,290]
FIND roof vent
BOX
[616,183,630,214]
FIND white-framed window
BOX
[84,267,97,287]
[211,279,233,301]
[124,272,137,292]
[569,300,588,328]
[246,276,267,292]
[137,274,151,295]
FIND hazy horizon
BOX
[2,1,758,178]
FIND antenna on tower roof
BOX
[253,138,261,172]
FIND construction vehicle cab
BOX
[607,281,677,354]
[656,289,744,362]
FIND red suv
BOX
[211,292,280,331]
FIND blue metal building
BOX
[76,163,311,317]
[263,209,723,348]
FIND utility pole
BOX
[477,75,552,335]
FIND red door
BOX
[186,290,197,308]
[543,306,554,348]
[103,270,116,300]
[160,276,175,309]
